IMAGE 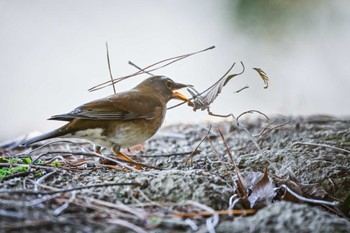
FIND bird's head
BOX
[135,76,190,102]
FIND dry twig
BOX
[172,209,255,217]
[184,126,212,165]
[292,142,350,154]
[89,46,215,92]
[0,182,140,195]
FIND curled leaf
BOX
[248,166,276,209]
[233,168,276,210]
[188,62,245,111]
[253,68,269,89]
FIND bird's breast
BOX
[64,106,166,149]
[108,106,166,148]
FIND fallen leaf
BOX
[248,166,276,209]
[274,176,302,203]
[300,183,328,199]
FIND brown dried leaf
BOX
[300,183,328,199]
[248,166,276,209]
[253,68,269,89]
[274,176,302,203]
[188,62,245,111]
[286,169,328,199]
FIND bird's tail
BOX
[23,128,67,146]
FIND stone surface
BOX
[217,201,350,233]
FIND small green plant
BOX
[0,167,12,178]
[8,158,21,163]
[51,161,61,168]
[22,157,31,164]
[0,166,27,179]
[0,157,31,179]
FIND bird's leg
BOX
[94,145,102,154]
[112,144,143,170]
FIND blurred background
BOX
[1,0,349,141]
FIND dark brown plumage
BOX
[25,76,189,154]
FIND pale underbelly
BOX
[64,119,162,148]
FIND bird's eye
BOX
[166,80,173,89]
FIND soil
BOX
[0,115,349,233]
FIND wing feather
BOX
[49,90,163,121]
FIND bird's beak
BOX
[172,82,191,102]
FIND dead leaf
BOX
[300,183,328,200]
[248,166,276,209]
[285,169,328,199]
[274,176,302,203]
[253,68,269,89]
[233,168,276,209]
[188,62,245,111]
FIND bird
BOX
[24,76,190,169]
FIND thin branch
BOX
[279,184,339,207]
[187,201,219,233]
[208,109,235,119]
[140,152,191,158]
[89,46,215,92]
[26,193,62,206]
[128,61,155,76]
[291,142,350,154]
[236,110,269,122]
[237,122,278,173]
[106,42,116,94]
[0,182,140,195]
[53,191,76,216]
[171,209,255,217]
[106,219,148,233]
[34,169,58,191]
[30,148,163,171]
[234,85,249,94]
[217,128,235,166]
[206,134,223,162]
[90,197,147,219]
[258,120,292,137]
[184,126,212,165]
[75,151,164,170]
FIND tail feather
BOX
[23,129,67,146]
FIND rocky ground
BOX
[0,115,349,233]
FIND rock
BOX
[217,201,350,233]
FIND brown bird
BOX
[24,76,190,169]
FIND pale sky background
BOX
[1,0,349,141]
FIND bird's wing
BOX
[49,91,164,121]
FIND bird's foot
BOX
[115,151,143,170]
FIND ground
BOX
[0,115,349,233]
